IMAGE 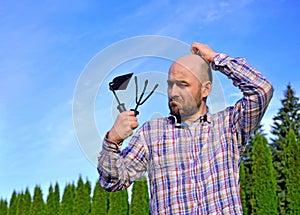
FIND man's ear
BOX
[202,81,212,98]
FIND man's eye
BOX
[178,82,188,87]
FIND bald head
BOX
[170,54,212,84]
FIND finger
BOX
[190,45,198,54]
[126,114,138,127]
[128,116,138,123]
[191,48,197,54]
[129,117,138,126]
[119,111,135,123]
[190,46,194,54]
[190,42,201,53]
[127,110,136,116]
[118,111,130,120]
[130,121,139,129]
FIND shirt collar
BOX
[168,108,211,127]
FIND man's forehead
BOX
[169,65,193,77]
[168,67,203,86]
[169,61,200,80]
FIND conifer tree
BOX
[129,176,149,215]
[0,199,8,215]
[46,183,60,215]
[250,132,278,214]
[270,84,300,214]
[8,190,18,215]
[272,84,300,140]
[31,185,45,215]
[239,162,248,215]
[284,129,300,214]
[54,182,60,214]
[241,141,253,214]
[23,188,32,215]
[240,125,265,213]
[16,192,25,215]
[60,183,75,215]
[91,181,108,215]
[85,179,92,214]
[46,185,54,215]
[108,189,129,215]
[72,176,91,215]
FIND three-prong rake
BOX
[109,73,158,116]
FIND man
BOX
[98,42,273,214]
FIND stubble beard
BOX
[168,99,199,121]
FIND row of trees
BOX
[1,84,300,214]
[240,84,300,214]
[0,176,149,215]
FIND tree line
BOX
[1,84,299,214]
[240,84,300,214]
[0,176,149,215]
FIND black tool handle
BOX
[130,109,139,116]
[117,103,126,113]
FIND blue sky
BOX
[1,0,299,200]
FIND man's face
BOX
[167,62,203,118]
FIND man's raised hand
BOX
[107,110,139,144]
[190,42,217,63]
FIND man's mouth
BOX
[169,99,182,109]
[169,100,181,116]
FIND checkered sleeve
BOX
[97,128,148,192]
[212,53,274,147]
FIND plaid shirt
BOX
[98,53,273,214]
